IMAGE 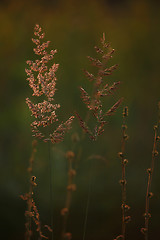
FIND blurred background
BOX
[1,0,160,239]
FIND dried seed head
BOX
[26,25,74,143]
[78,33,121,140]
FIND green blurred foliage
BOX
[0,0,160,239]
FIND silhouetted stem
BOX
[61,151,76,240]
[144,124,159,240]
[26,140,37,240]
[141,103,160,239]
[121,111,127,240]
[117,107,130,240]
[48,141,54,240]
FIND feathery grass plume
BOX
[25,24,75,240]
[114,107,130,240]
[20,140,52,240]
[141,102,160,240]
[61,151,76,240]
[26,24,74,143]
[76,33,122,141]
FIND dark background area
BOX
[0,0,160,239]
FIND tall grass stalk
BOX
[76,33,122,239]
[115,107,130,240]
[61,151,76,240]
[20,140,52,239]
[141,102,160,240]
[24,140,37,240]
[48,141,54,240]
[25,24,74,239]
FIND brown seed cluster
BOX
[76,33,122,140]
[26,24,74,143]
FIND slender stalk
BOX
[82,176,92,240]
[141,102,160,239]
[60,48,103,240]
[121,110,127,239]
[61,34,120,240]
[26,24,74,240]
[48,141,54,240]
[115,107,130,240]
[25,140,37,240]
[26,177,33,240]
[82,157,98,240]
[61,151,76,240]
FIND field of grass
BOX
[0,1,160,240]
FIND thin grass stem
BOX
[115,107,130,240]
[61,151,76,240]
[82,161,93,240]
[141,102,160,240]
[48,141,54,240]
